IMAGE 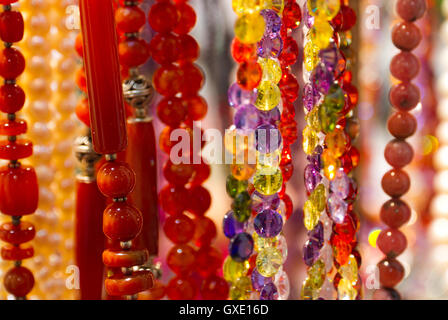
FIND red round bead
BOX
[166,276,197,300]
[103,202,143,241]
[119,38,150,68]
[163,213,195,244]
[4,266,34,297]
[237,61,262,91]
[178,34,199,62]
[97,161,136,198]
[389,82,420,111]
[159,184,189,215]
[392,21,421,51]
[191,161,210,185]
[279,72,299,103]
[115,6,146,33]
[76,67,87,93]
[193,216,216,247]
[0,140,33,160]
[0,10,24,43]
[153,64,182,96]
[75,98,90,127]
[173,3,196,35]
[0,221,35,245]
[0,84,25,114]
[231,38,257,63]
[148,2,179,34]
[150,33,180,65]
[156,96,186,127]
[163,160,194,186]
[188,185,211,216]
[384,139,414,168]
[396,0,426,22]
[195,246,222,277]
[390,52,420,81]
[186,95,207,121]
[378,258,405,288]
[201,275,229,300]
[178,63,204,95]
[380,199,411,228]
[282,1,302,30]
[279,37,299,66]
[0,119,27,136]
[167,244,196,275]
[75,33,83,57]
[377,228,407,258]
[388,112,417,139]
[1,244,34,261]
[0,47,25,79]
[381,169,410,198]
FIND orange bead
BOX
[0,221,35,245]
[1,244,33,261]
[167,244,196,275]
[178,34,199,62]
[0,139,33,160]
[185,95,207,121]
[237,61,262,91]
[4,266,34,297]
[166,276,197,300]
[76,68,87,92]
[188,185,211,216]
[156,96,187,127]
[193,216,216,247]
[159,184,189,215]
[163,213,195,244]
[231,38,257,63]
[195,246,222,277]
[201,275,229,300]
[105,270,153,296]
[115,6,146,33]
[150,33,180,65]
[178,63,204,95]
[103,202,143,241]
[173,2,196,34]
[148,2,179,33]
[138,279,165,300]
[97,161,136,198]
[0,119,27,136]
[103,249,149,268]
[153,64,182,96]
[75,98,90,127]
[119,38,150,68]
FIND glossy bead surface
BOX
[4,266,34,297]
[97,161,136,198]
[229,232,254,262]
[103,249,149,268]
[0,119,27,136]
[0,10,24,43]
[389,82,420,111]
[105,271,153,296]
[388,112,417,139]
[201,275,229,300]
[0,221,35,245]
[188,185,211,216]
[0,47,25,79]
[148,2,179,33]
[119,38,150,68]
[115,6,146,33]
[1,244,33,261]
[237,61,262,91]
[234,14,266,44]
[159,184,189,215]
[0,84,25,114]
[384,139,414,168]
[174,3,196,34]
[167,244,196,275]
[381,169,410,197]
[392,22,421,51]
[380,199,411,228]
[193,216,216,247]
[396,0,426,22]
[163,214,195,244]
[378,258,405,288]
[166,277,197,300]
[377,229,407,258]
[103,202,143,241]
[390,52,419,81]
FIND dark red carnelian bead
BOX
[186,95,207,121]
[231,38,257,63]
[102,249,149,268]
[157,96,186,127]
[163,161,194,186]
[163,213,195,244]
[75,98,90,127]
[340,5,357,31]
[115,6,146,33]
[0,0,19,4]
[0,119,26,136]
[1,244,34,261]
[150,33,180,65]
[179,63,204,95]
[119,38,150,68]
[389,82,420,111]
[0,47,25,79]
[237,61,262,91]
[201,275,229,300]
[390,52,420,81]
[377,228,407,258]
[381,169,410,197]
[392,22,421,51]
[195,246,222,277]
[148,2,179,33]
[0,84,25,114]
[0,221,35,245]
[0,139,33,160]
[396,0,426,22]
[384,139,414,168]
[173,2,196,35]
[178,34,199,62]
[153,64,182,96]
[282,1,302,29]
[388,112,417,139]
[4,266,34,297]
[194,216,217,247]
[0,10,24,43]
[159,126,177,154]
[105,271,153,296]
[97,161,136,198]
[159,184,189,215]
[166,276,197,300]
[0,165,38,216]
[378,258,405,288]
[381,199,411,228]
[103,202,143,241]
[279,37,299,66]
[279,72,299,102]
[75,33,83,57]
[188,185,211,216]
[167,244,196,275]
[191,161,210,185]
[76,68,87,93]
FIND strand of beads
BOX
[0,0,38,299]
[300,0,340,300]
[373,0,426,300]
[222,0,266,301]
[149,0,226,300]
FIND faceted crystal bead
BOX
[304,41,319,72]
[256,124,282,153]
[251,191,280,212]
[339,254,358,283]
[229,232,254,262]
[254,169,283,196]
[309,19,333,49]
[251,268,273,291]
[232,0,263,15]
[303,239,320,266]
[273,268,290,300]
[253,232,276,252]
[226,175,248,198]
[309,259,326,288]
[228,83,257,108]
[330,169,350,199]
[254,209,283,238]
[230,276,252,300]
[235,14,266,44]
[257,35,283,58]
[308,221,324,247]
[260,282,279,300]
[223,256,250,283]
[232,191,252,222]
[234,104,261,130]
[301,278,318,300]
[311,64,333,94]
[259,58,282,83]
[256,247,282,277]
[255,81,281,111]
[328,193,348,224]
[303,200,320,231]
[277,234,288,262]
[223,211,246,238]
[310,184,326,212]
[260,9,282,35]
[308,0,341,20]
[337,278,357,300]
[304,164,322,194]
[302,126,319,155]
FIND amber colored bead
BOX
[390,52,419,81]
[388,112,417,139]
[167,244,196,275]
[378,258,405,288]
[0,119,26,136]
[148,2,179,33]
[153,64,182,96]
[0,84,25,114]
[163,161,194,186]
[186,95,207,121]
[384,139,414,168]
[193,216,216,247]
[0,221,35,245]
[377,229,407,258]
[150,33,180,65]
[381,169,410,198]
[392,22,421,51]
[115,6,146,33]
[331,233,353,266]
[201,275,229,300]
[75,33,83,57]
[188,185,211,216]
[138,279,165,300]
[389,82,420,111]
[105,270,153,296]
[231,38,257,63]
[178,34,200,62]
[380,199,411,228]
[0,165,38,216]
[0,47,25,80]
[75,98,90,127]
[103,202,143,241]
[4,266,34,297]
[179,63,204,95]
[119,38,150,68]
[157,96,186,127]
[396,0,426,22]
[173,2,196,34]
[0,10,23,43]
[195,246,222,277]
[163,213,195,244]
[76,67,87,93]
[159,184,189,215]
[237,61,262,91]
[103,249,149,268]
[97,161,136,198]
[166,276,197,300]
[1,244,33,261]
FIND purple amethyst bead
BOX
[302,83,321,112]
[311,64,333,94]
[259,107,281,126]
[303,4,314,29]
[234,104,261,130]
[251,269,273,292]
[223,211,245,239]
[229,232,254,262]
[260,283,279,300]
[251,191,281,213]
[257,34,283,58]
[303,239,320,267]
[254,209,283,238]
[255,124,282,154]
[260,9,282,36]
[304,164,322,194]
[308,221,324,249]
[228,82,257,108]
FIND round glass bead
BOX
[226,174,248,198]
[254,209,283,238]
[251,268,273,291]
[237,61,263,90]
[230,276,252,300]
[328,194,348,224]
[223,256,250,283]
[255,124,282,153]
[254,169,283,196]
[338,278,357,300]
[259,58,282,83]
[251,190,280,212]
[228,83,257,108]
[232,191,252,222]
[260,282,279,300]
[255,81,281,111]
[309,19,333,49]
[232,0,263,15]
[229,232,254,262]
[308,0,341,20]
[234,104,261,130]
[235,14,266,44]
[256,247,282,277]
[260,9,282,35]
[257,34,283,59]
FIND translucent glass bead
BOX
[339,254,358,283]
[310,184,326,212]
[309,259,326,288]
[255,81,281,111]
[325,129,347,157]
[253,232,277,252]
[223,256,250,283]
[257,150,281,173]
[256,247,282,277]
[303,200,319,231]
[232,191,252,222]
[234,104,261,130]
[226,175,248,198]
[328,193,348,224]
[337,278,357,300]
[323,84,345,113]
[231,163,256,181]
[277,234,288,262]
[228,83,257,108]
[230,276,252,300]
[274,268,290,300]
[309,19,333,50]
[232,0,263,15]
[257,35,283,58]
[260,282,279,300]
[254,169,283,196]
[300,278,318,300]
[255,124,282,154]
[302,126,318,155]
[251,191,280,212]
[229,232,254,262]
[223,211,246,238]
[307,0,341,20]
[305,106,321,131]
[254,209,283,238]
[251,268,272,291]
[304,41,319,72]
[259,58,282,84]
[260,9,282,35]
[330,169,350,199]
[269,0,285,15]
[235,14,266,44]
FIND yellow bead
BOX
[235,14,266,44]
[325,129,347,158]
[302,126,319,155]
[337,278,357,300]
[256,247,282,277]
[231,164,256,181]
[300,278,319,300]
[254,168,283,196]
[308,259,326,289]
[307,0,341,20]
[230,276,252,300]
[259,58,282,84]
[255,81,281,111]
[303,200,319,231]
[232,0,263,15]
[304,41,319,72]
[223,256,250,283]
[339,254,358,284]
[256,150,281,174]
[269,0,285,14]
[305,106,322,132]
[253,232,277,252]
[224,126,254,156]
[310,184,326,212]
[309,19,333,50]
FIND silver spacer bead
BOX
[120,240,132,250]
[74,132,102,182]
[105,153,117,162]
[123,74,154,119]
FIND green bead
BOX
[254,168,283,196]
[323,84,345,113]
[300,278,319,300]
[230,276,252,300]
[226,175,248,198]
[319,104,338,133]
[256,247,282,277]
[232,191,252,222]
[223,256,250,283]
[308,259,326,289]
